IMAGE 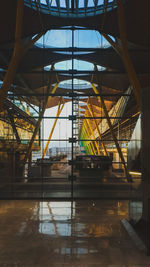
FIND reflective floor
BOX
[0,200,149,266]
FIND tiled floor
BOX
[0,200,149,266]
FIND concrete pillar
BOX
[141,87,150,221]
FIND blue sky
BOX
[38,29,109,48]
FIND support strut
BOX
[91,81,132,182]
[23,79,59,164]
[82,121,96,155]
[101,0,141,108]
[87,98,108,156]
[0,0,45,112]
[42,98,65,159]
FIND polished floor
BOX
[0,200,149,267]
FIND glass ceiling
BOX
[24,0,116,18]
[36,29,107,87]
[35,29,110,48]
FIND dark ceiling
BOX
[0,0,149,118]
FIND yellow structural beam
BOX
[42,98,65,159]
[91,82,131,182]
[82,122,96,155]
[80,118,95,155]
[88,143,93,155]
[0,0,44,112]
[89,143,95,155]
[80,126,89,154]
[0,0,24,112]
[82,127,90,154]
[24,81,59,164]
[84,117,101,155]
[87,98,108,156]
[79,106,100,155]
[101,1,141,108]
[117,0,141,108]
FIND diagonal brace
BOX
[91,82,132,182]
[87,98,108,156]
[42,98,65,159]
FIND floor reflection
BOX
[0,200,149,266]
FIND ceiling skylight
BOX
[24,0,117,18]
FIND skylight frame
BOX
[24,0,117,18]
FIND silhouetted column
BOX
[142,87,150,221]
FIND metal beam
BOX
[11,70,128,75]
[56,0,60,15]
[100,32,121,55]
[81,126,91,154]
[0,0,44,112]
[84,115,101,155]
[85,0,88,14]
[4,99,37,126]
[7,110,21,144]
[100,0,141,108]
[91,81,132,182]
[87,98,108,156]
[82,121,96,155]
[84,121,97,155]
[23,76,59,164]
[42,98,65,159]
[17,95,39,115]
[117,0,141,108]
[65,0,69,14]
[46,0,50,10]
[0,52,39,104]
[94,0,98,14]
[0,0,24,112]
[81,125,93,155]
[75,0,79,9]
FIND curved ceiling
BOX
[0,0,148,121]
[0,0,150,46]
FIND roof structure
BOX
[0,0,148,146]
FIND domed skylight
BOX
[25,0,116,18]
